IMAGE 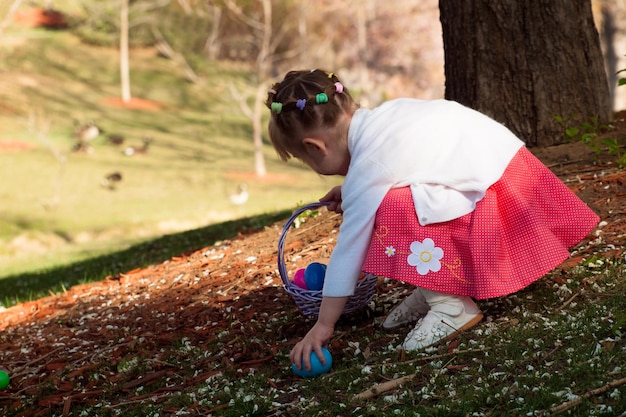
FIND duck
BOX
[229,183,249,205]
[107,134,125,145]
[124,137,152,156]
[101,171,123,190]
[72,121,103,153]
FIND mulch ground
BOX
[0,117,625,415]
[12,8,68,30]
[101,97,164,111]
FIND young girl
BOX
[266,69,600,372]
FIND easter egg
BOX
[293,268,308,289]
[0,370,9,390]
[304,262,326,291]
[291,347,333,378]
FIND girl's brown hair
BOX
[265,69,357,161]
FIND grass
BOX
[0,22,340,281]
[215,260,625,417]
[4,251,621,416]
[181,261,617,416]
[0,209,290,309]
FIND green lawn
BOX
[0,23,340,282]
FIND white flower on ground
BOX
[407,238,443,275]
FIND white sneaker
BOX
[382,288,430,329]
[402,290,483,351]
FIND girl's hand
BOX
[320,186,343,214]
[289,321,334,371]
[290,296,347,371]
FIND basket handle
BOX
[277,202,331,287]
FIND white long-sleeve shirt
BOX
[322,98,524,297]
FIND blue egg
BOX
[291,347,333,378]
[304,262,326,291]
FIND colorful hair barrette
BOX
[315,93,329,104]
[334,82,343,94]
[271,102,283,114]
[296,99,307,111]
[328,72,334,78]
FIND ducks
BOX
[67,123,155,190]
[69,122,155,158]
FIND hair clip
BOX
[334,82,344,94]
[328,72,334,78]
[315,93,328,104]
[268,88,277,95]
[271,102,283,114]
[296,99,307,111]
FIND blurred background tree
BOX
[14,0,625,152]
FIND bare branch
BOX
[228,84,253,120]
[129,0,171,15]
[224,0,264,31]
[152,27,200,83]
[177,0,192,14]
[0,0,24,36]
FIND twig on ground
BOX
[556,291,581,311]
[352,347,495,400]
[353,373,416,400]
[547,159,589,169]
[548,377,626,414]
[399,346,495,366]
[11,347,63,378]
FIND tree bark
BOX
[439,0,611,147]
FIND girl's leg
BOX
[382,287,430,329]
[403,288,483,351]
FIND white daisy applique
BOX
[385,246,396,257]
[407,238,444,275]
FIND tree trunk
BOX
[597,0,622,111]
[120,0,131,103]
[439,0,611,147]
[204,3,222,61]
[224,0,271,177]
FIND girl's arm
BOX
[290,296,348,371]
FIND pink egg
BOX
[293,268,308,289]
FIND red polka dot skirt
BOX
[362,147,600,299]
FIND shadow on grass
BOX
[0,209,291,308]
